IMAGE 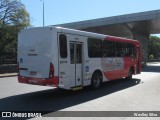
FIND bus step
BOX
[72,86,83,91]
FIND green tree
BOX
[0,0,30,53]
[149,54,154,60]
[148,36,160,59]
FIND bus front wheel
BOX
[125,69,133,80]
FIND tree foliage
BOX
[0,0,30,53]
[148,36,160,59]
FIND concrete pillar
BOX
[132,31,149,63]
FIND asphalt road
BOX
[0,63,160,118]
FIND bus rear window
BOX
[59,34,67,58]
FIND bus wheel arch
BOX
[91,70,103,89]
[125,67,134,80]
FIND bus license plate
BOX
[30,71,37,75]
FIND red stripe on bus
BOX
[103,70,127,80]
[105,36,139,44]
[18,75,59,87]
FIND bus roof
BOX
[21,26,140,44]
[55,27,140,44]
[106,35,140,44]
[55,26,107,39]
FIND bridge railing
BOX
[0,53,17,74]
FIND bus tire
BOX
[91,72,102,89]
[125,68,133,80]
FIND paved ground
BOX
[0,63,160,120]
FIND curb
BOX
[0,73,17,78]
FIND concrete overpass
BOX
[55,10,160,62]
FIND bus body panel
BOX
[18,26,142,90]
[18,27,60,86]
[102,57,125,80]
[105,36,141,78]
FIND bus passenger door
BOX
[70,42,83,87]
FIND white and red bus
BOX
[18,27,142,90]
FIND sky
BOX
[21,0,160,28]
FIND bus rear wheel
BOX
[91,72,102,89]
[125,69,133,80]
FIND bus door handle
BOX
[60,75,70,78]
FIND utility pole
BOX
[40,0,45,27]
[43,0,44,27]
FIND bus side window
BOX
[115,42,126,57]
[103,40,107,57]
[87,38,102,58]
[59,34,67,58]
[103,40,115,57]
[70,43,74,64]
[125,43,135,57]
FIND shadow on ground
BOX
[0,78,141,115]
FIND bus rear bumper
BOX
[18,75,59,87]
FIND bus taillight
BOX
[49,63,54,78]
[17,62,20,76]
